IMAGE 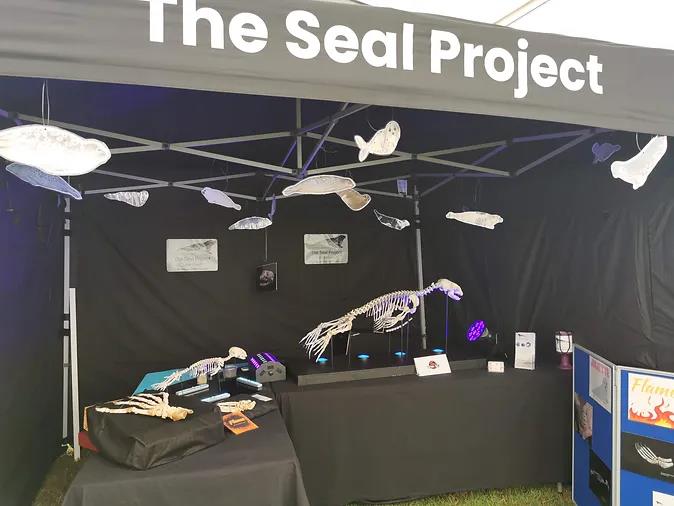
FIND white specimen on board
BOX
[635,442,674,469]
[6,163,82,199]
[201,187,242,211]
[217,400,256,413]
[610,135,667,190]
[0,125,110,176]
[374,209,410,230]
[354,121,401,162]
[152,347,248,391]
[446,211,504,229]
[104,191,149,207]
[300,279,463,360]
[228,216,272,230]
[95,392,193,421]
[337,188,371,211]
[282,175,355,196]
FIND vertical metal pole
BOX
[69,288,81,461]
[62,198,71,440]
[413,186,427,349]
[295,98,302,171]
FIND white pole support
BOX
[69,288,81,461]
[413,186,427,349]
[62,198,71,440]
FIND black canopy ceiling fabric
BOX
[1,0,674,135]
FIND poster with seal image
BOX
[590,356,612,413]
[304,234,348,264]
[622,433,674,485]
[256,262,277,291]
[590,449,612,505]
[166,239,218,272]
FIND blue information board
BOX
[573,345,616,506]
[618,367,674,505]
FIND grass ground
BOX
[33,452,573,506]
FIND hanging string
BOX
[636,132,642,151]
[41,81,51,126]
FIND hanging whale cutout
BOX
[6,163,82,200]
[354,121,401,162]
[229,216,272,231]
[282,175,355,196]
[592,142,621,164]
[0,124,110,176]
[610,135,667,190]
[446,211,503,229]
[374,209,410,230]
[201,187,242,211]
[104,191,149,207]
[337,189,371,211]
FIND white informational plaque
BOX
[514,332,536,370]
[589,356,612,413]
[166,239,218,272]
[304,234,348,264]
[414,354,452,377]
[654,491,674,506]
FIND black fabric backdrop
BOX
[422,140,674,370]
[74,191,416,406]
[0,178,63,505]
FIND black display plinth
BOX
[286,355,486,386]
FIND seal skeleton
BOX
[300,279,463,360]
[152,346,248,391]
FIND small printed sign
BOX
[654,491,674,506]
[628,373,674,430]
[414,354,451,377]
[304,234,348,264]
[589,356,612,413]
[166,239,218,272]
[514,332,536,370]
[488,361,505,373]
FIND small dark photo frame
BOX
[256,262,278,291]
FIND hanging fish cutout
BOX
[201,187,242,211]
[6,163,82,200]
[282,175,355,196]
[354,121,401,162]
[104,191,149,207]
[592,142,621,164]
[337,189,371,211]
[228,216,272,231]
[374,209,410,230]
[0,125,110,176]
[610,136,667,190]
[446,211,503,230]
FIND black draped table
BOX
[63,410,310,506]
[273,365,572,506]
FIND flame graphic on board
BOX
[629,398,674,429]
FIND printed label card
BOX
[514,332,536,370]
[414,354,451,377]
[222,412,258,435]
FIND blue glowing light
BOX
[432,348,444,354]
[357,354,370,360]
[317,357,329,364]
[394,351,406,357]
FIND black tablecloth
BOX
[63,411,310,506]
[273,365,572,506]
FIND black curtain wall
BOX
[0,178,63,506]
[74,191,416,406]
[422,147,674,370]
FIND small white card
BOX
[654,491,674,506]
[514,332,536,370]
[252,393,273,402]
[488,361,505,373]
[414,354,451,377]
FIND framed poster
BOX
[304,234,348,264]
[591,355,613,413]
[166,239,218,272]
[256,262,278,291]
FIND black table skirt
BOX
[63,411,309,506]
[273,365,572,506]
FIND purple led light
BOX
[250,357,261,369]
[263,352,278,363]
[467,320,486,342]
